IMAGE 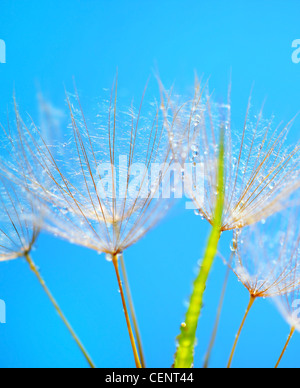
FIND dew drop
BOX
[105,253,113,262]
[230,239,237,252]
[258,175,264,183]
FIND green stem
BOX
[120,254,146,368]
[275,326,295,368]
[227,295,255,368]
[174,130,225,368]
[24,252,95,368]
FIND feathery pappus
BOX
[272,211,300,330]
[1,81,175,368]
[232,212,300,298]
[6,83,174,258]
[0,108,96,368]
[0,177,39,261]
[165,81,300,232]
[226,210,300,368]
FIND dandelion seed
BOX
[0,173,94,368]
[232,212,300,299]
[166,82,300,231]
[227,210,300,368]
[272,222,300,367]
[0,178,39,262]
[4,80,174,368]
[15,84,173,258]
[161,79,300,368]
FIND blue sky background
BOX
[0,0,300,368]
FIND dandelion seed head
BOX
[232,211,300,299]
[0,177,39,262]
[167,82,300,230]
[3,83,173,256]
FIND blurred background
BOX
[0,0,300,368]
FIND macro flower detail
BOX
[16,86,173,257]
[5,82,174,368]
[1,76,300,369]
[0,121,95,368]
[161,81,300,368]
[168,83,300,231]
[276,281,300,333]
[227,212,300,367]
[233,216,300,298]
[271,225,300,368]
[0,178,39,261]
